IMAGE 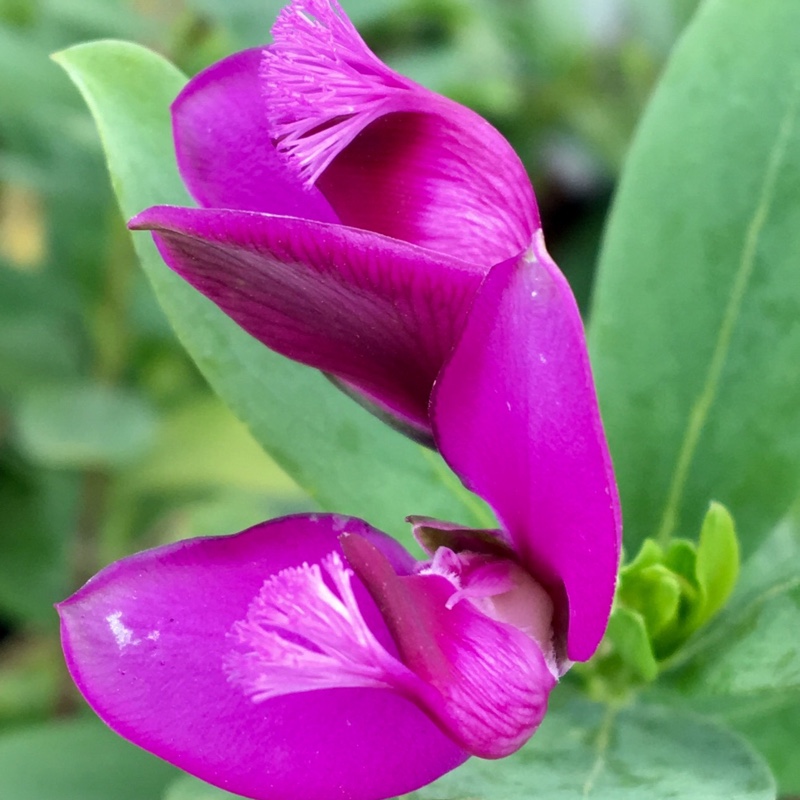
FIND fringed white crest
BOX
[261,0,412,185]
[226,551,403,701]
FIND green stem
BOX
[582,703,620,798]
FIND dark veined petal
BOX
[129,205,483,436]
[172,47,337,222]
[431,236,622,662]
[342,534,557,759]
[262,0,538,266]
[58,515,467,800]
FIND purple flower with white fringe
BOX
[58,1,621,799]
[59,246,620,798]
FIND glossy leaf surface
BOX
[405,692,774,800]
[590,0,800,555]
[670,511,800,696]
[0,718,178,800]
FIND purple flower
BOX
[129,0,544,442]
[58,241,621,799]
[60,1,621,797]
[59,515,550,800]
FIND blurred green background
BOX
[0,0,697,769]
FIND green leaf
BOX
[691,501,739,628]
[606,606,659,682]
[0,718,178,800]
[686,584,800,695]
[623,538,663,571]
[53,41,487,543]
[663,538,698,589]
[667,510,800,696]
[405,692,774,799]
[656,691,800,797]
[597,504,740,679]
[590,0,800,557]
[723,505,800,613]
[617,541,683,638]
[722,694,800,796]
[619,561,682,637]
[164,775,245,800]
[13,383,158,469]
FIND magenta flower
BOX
[129,0,544,442]
[61,1,621,797]
[58,241,621,799]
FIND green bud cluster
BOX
[579,502,740,698]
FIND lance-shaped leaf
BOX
[590,0,800,556]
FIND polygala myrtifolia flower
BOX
[59,1,621,799]
[58,240,621,800]
[129,0,570,444]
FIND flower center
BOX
[225,551,405,702]
[417,546,558,675]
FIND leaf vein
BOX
[655,79,800,545]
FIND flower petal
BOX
[263,0,538,265]
[58,515,467,800]
[129,206,482,436]
[172,47,337,222]
[342,534,556,759]
[431,235,622,662]
[409,516,516,560]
